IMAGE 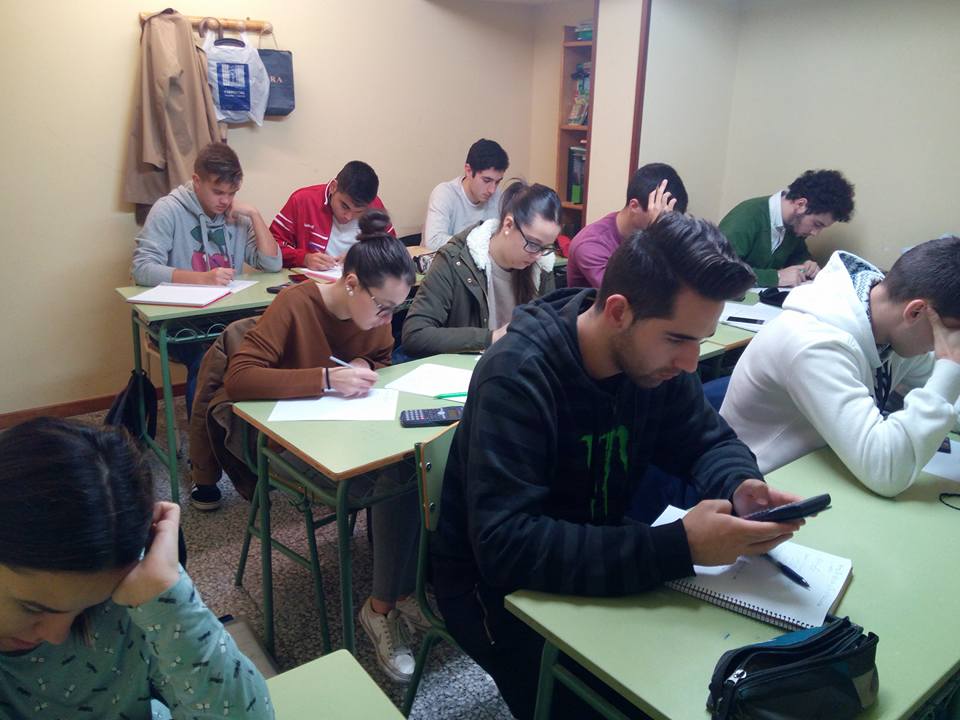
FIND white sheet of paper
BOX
[267,389,399,422]
[922,440,960,482]
[294,266,343,283]
[384,363,473,402]
[720,301,783,332]
[126,283,230,307]
[226,280,258,294]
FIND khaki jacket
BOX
[401,220,556,357]
[124,10,223,206]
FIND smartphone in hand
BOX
[744,493,831,522]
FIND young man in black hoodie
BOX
[431,213,804,719]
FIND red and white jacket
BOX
[270,182,394,267]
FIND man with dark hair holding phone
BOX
[271,160,394,270]
[421,138,510,251]
[722,236,960,497]
[566,162,688,288]
[432,213,803,720]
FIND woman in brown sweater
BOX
[222,211,425,682]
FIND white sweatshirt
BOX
[721,251,960,497]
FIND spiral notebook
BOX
[653,506,852,630]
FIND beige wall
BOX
[0,0,585,414]
[636,0,741,220]
[720,0,960,268]
[584,0,646,223]
[634,0,959,268]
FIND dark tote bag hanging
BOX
[259,29,295,116]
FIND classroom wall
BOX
[584,0,646,223]
[635,0,741,220]
[0,0,578,415]
[719,0,960,268]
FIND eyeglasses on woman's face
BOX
[515,224,558,256]
[363,286,403,318]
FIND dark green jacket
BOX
[402,221,556,357]
[719,195,811,287]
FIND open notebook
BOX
[653,505,852,630]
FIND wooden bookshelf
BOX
[556,23,596,238]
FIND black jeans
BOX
[437,585,647,720]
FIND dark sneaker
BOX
[190,484,222,511]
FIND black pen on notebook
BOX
[763,554,810,589]
[727,316,765,325]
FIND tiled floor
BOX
[73,399,514,719]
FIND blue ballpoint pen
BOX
[764,554,810,589]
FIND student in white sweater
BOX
[421,139,509,251]
[721,237,960,497]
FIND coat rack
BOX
[139,11,273,35]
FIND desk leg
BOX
[337,478,355,654]
[131,312,147,441]
[533,641,559,720]
[156,324,180,504]
[258,434,275,656]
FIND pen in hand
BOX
[328,356,353,369]
[763,554,809,589]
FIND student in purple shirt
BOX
[567,163,688,288]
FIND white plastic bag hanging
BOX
[202,31,269,126]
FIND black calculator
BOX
[399,407,463,428]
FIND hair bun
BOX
[357,209,391,239]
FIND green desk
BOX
[233,353,479,655]
[707,322,755,353]
[267,649,404,718]
[116,272,290,502]
[507,449,960,719]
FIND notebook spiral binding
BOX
[667,579,805,631]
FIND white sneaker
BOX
[395,596,432,635]
[359,598,415,683]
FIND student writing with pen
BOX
[195,211,432,683]
[130,143,281,416]
[402,181,560,358]
[271,161,394,271]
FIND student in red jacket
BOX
[271,161,394,270]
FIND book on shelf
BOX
[653,505,853,630]
[567,146,587,205]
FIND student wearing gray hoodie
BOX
[131,143,280,438]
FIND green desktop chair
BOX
[401,423,460,716]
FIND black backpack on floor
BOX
[105,370,158,441]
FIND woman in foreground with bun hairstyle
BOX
[223,210,428,683]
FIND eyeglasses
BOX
[363,287,403,318]
[516,225,557,256]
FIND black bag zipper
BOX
[711,633,878,719]
[708,618,856,703]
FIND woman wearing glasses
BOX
[402,181,561,357]
[221,210,428,683]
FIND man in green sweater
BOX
[719,169,855,287]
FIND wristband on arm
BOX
[324,367,332,391]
